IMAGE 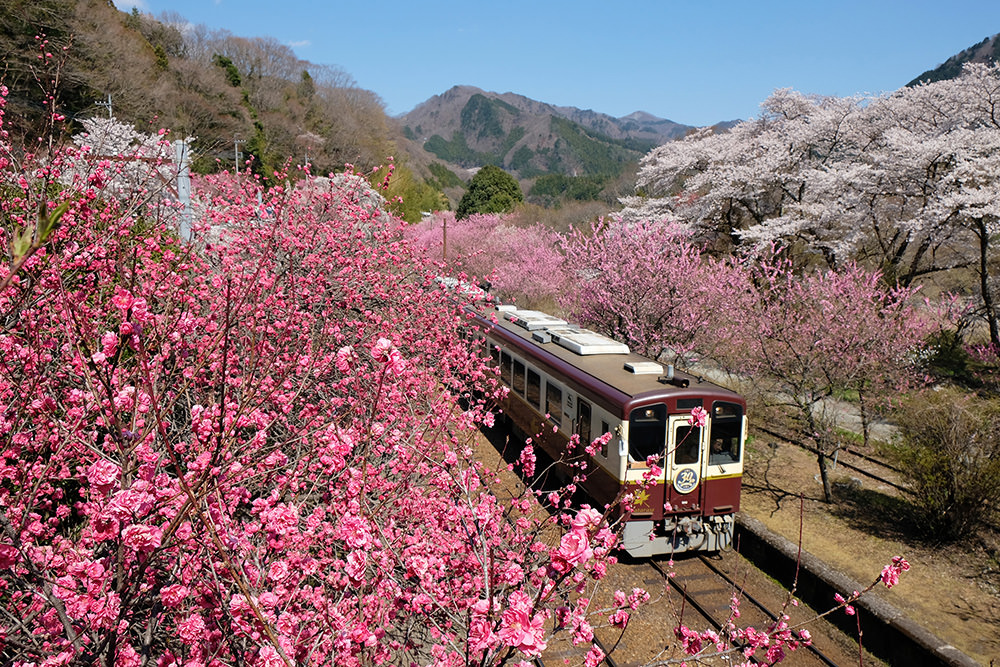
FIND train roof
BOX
[479,306,745,415]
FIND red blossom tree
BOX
[716,254,927,501]
[404,211,567,308]
[0,93,630,666]
[560,217,747,368]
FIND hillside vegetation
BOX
[0,0,403,180]
[0,3,698,215]
[908,31,1000,85]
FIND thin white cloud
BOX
[288,40,311,49]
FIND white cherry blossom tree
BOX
[623,63,1000,346]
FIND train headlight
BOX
[713,402,741,418]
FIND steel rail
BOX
[753,425,910,494]
[648,556,841,666]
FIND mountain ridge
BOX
[400,85,702,183]
[907,32,1000,86]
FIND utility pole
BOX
[95,94,112,118]
[174,140,193,241]
[234,137,245,175]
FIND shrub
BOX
[886,388,1000,540]
[455,165,523,219]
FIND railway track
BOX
[649,556,843,666]
[477,424,874,667]
[534,550,874,667]
[753,425,909,495]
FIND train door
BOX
[575,398,616,507]
[666,414,707,513]
[575,398,592,449]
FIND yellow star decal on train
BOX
[633,488,650,507]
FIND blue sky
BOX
[128,0,1000,127]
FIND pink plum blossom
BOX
[498,591,548,656]
[880,556,911,589]
[688,406,708,428]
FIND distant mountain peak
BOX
[401,87,694,181]
[621,111,660,122]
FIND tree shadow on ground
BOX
[741,440,825,516]
[828,483,918,541]
[477,418,589,517]
[823,475,1000,601]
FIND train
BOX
[469,304,747,558]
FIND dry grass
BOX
[741,435,1000,665]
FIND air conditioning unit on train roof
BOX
[547,327,630,355]
[503,309,568,331]
[624,361,663,374]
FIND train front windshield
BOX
[628,404,667,462]
[628,402,743,466]
[709,401,743,465]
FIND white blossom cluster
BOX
[64,117,182,206]
[621,63,1000,287]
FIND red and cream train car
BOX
[476,306,747,558]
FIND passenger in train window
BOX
[709,436,739,464]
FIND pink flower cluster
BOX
[688,405,708,428]
[549,507,602,574]
[497,591,548,656]
[880,555,911,589]
[834,592,858,616]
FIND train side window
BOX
[629,404,667,463]
[577,399,592,447]
[489,342,500,368]
[526,368,541,409]
[546,382,563,426]
[601,421,610,457]
[512,359,525,395]
[673,424,702,465]
[500,351,513,384]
